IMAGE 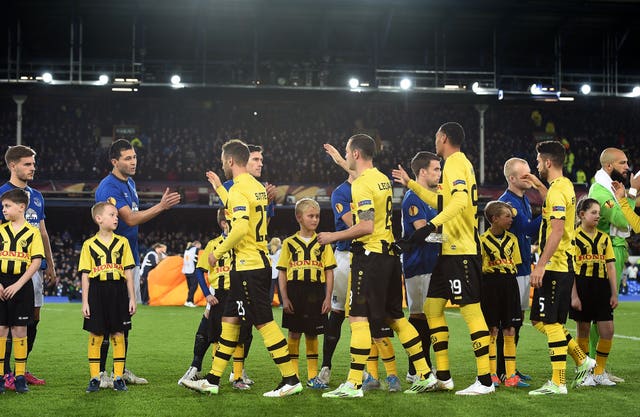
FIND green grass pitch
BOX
[4,302,640,417]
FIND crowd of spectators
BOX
[2,92,638,187]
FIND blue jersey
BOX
[331,181,352,252]
[223,179,275,217]
[95,173,141,263]
[0,181,48,269]
[401,189,439,277]
[498,189,541,276]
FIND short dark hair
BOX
[0,188,29,207]
[348,134,376,160]
[110,139,133,160]
[439,122,465,147]
[410,151,440,178]
[536,140,565,168]
[222,139,249,166]
[247,144,263,153]
[577,197,599,215]
[483,200,513,224]
[5,145,36,167]
[217,208,227,226]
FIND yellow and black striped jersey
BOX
[277,232,337,283]
[351,167,395,254]
[78,233,135,281]
[573,226,615,279]
[0,221,44,275]
[197,235,232,290]
[408,151,480,255]
[480,229,522,275]
[539,176,576,272]
[212,173,270,271]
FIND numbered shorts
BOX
[480,274,522,329]
[427,255,482,304]
[516,274,531,311]
[282,281,327,335]
[331,250,351,311]
[405,273,432,315]
[83,279,132,335]
[223,267,273,327]
[530,270,573,324]
[207,287,252,344]
[349,251,404,335]
[569,275,614,322]
[0,274,34,326]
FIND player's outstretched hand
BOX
[321,297,331,314]
[323,143,344,165]
[3,282,22,299]
[631,170,640,191]
[45,263,57,285]
[160,188,181,210]
[610,293,619,310]
[392,165,410,186]
[611,181,626,200]
[206,171,223,190]
[317,232,335,245]
[282,298,294,315]
[206,294,219,306]
[530,264,544,289]
[129,299,137,316]
[265,182,277,202]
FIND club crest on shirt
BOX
[409,205,419,216]
[107,197,117,206]
[604,199,615,209]
[32,196,42,207]
[335,203,343,213]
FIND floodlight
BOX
[580,84,591,95]
[400,78,412,90]
[348,78,359,89]
[98,74,109,85]
[631,86,640,97]
[42,72,53,83]
[170,75,181,85]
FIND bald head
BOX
[600,147,629,181]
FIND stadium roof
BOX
[3,0,640,93]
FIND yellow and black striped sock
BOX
[13,336,28,377]
[425,298,449,379]
[0,336,6,376]
[460,303,491,378]
[211,322,240,378]
[489,334,497,375]
[111,334,126,379]
[375,337,398,377]
[546,323,568,386]
[306,336,319,380]
[595,338,612,375]
[577,337,590,358]
[346,321,371,387]
[504,335,516,377]
[259,321,296,378]
[366,341,379,380]
[287,336,300,377]
[88,334,104,379]
[391,317,430,378]
[533,321,546,335]
[232,344,245,380]
[564,327,587,365]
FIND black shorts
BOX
[428,255,482,305]
[349,252,404,325]
[530,270,573,324]
[223,267,273,327]
[480,274,522,329]
[0,274,34,327]
[281,281,327,335]
[83,279,132,335]
[569,276,614,322]
[207,289,252,344]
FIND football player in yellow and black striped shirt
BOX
[0,188,44,393]
[570,198,618,386]
[479,201,527,388]
[277,198,336,388]
[79,201,136,393]
[392,122,493,395]
[319,134,435,398]
[182,139,301,397]
[527,140,593,395]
